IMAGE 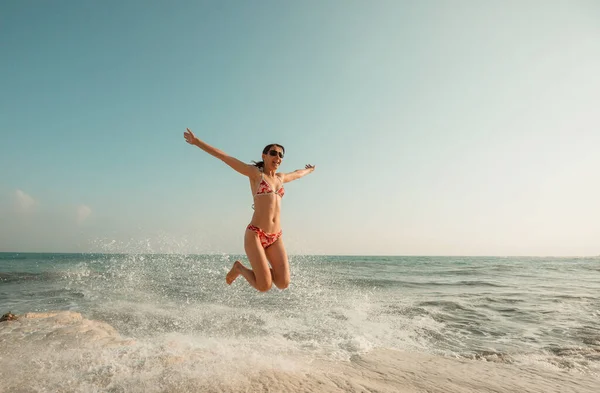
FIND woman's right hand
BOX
[184,128,198,145]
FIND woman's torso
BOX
[248,171,284,233]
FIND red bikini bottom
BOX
[247,225,282,249]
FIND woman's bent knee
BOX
[274,277,290,290]
[256,277,272,292]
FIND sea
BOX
[1,253,599,393]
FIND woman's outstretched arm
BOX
[281,164,316,183]
[184,128,258,177]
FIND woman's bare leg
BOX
[226,229,272,292]
[264,238,290,289]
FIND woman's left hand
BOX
[305,164,316,171]
[184,128,198,145]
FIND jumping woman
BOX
[184,128,315,292]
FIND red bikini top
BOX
[255,174,285,198]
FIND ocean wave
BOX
[454,345,600,375]
[418,300,472,312]
[482,296,526,304]
[461,349,516,363]
[345,278,417,288]
[456,280,506,287]
[0,271,59,283]
[380,304,430,318]
[346,278,506,289]
[90,307,272,339]
[546,346,600,359]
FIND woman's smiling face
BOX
[262,145,284,170]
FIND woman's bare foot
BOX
[226,261,242,285]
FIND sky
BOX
[1,1,599,256]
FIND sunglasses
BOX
[268,150,284,159]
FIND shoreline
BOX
[1,311,598,393]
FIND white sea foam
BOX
[1,312,597,393]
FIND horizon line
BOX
[0,251,598,258]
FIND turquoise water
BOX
[2,253,599,368]
[1,253,599,391]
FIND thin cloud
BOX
[14,189,36,213]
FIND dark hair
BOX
[252,144,285,169]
